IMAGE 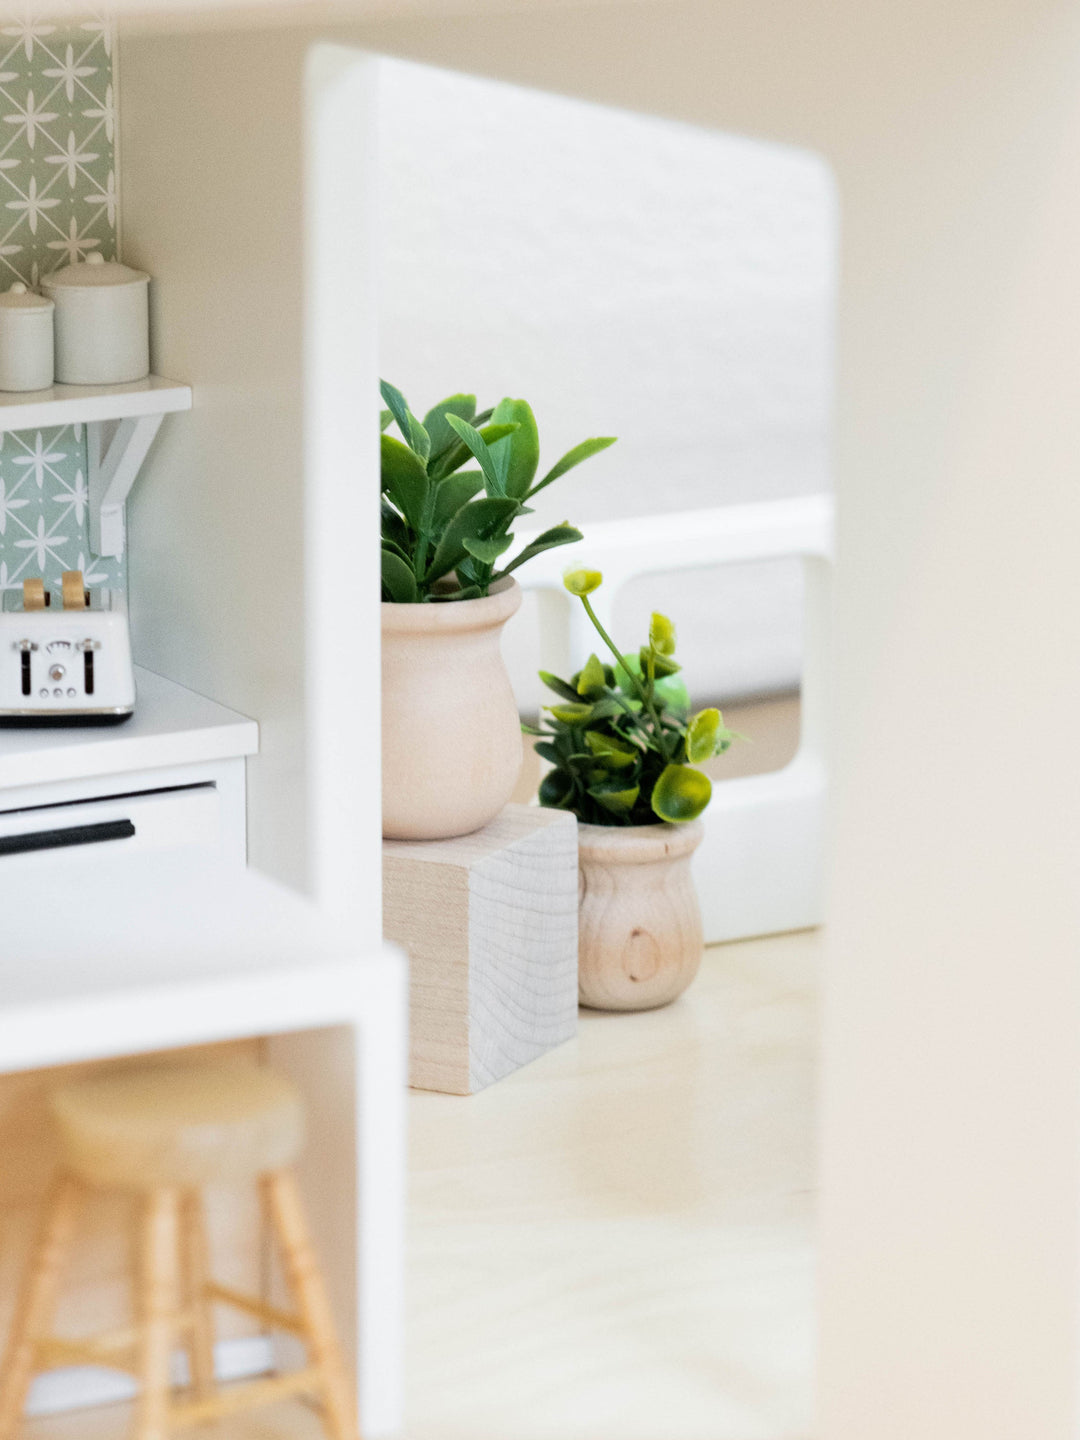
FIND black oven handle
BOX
[0,820,136,856]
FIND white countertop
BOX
[0,667,258,793]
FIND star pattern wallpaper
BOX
[0,11,120,606]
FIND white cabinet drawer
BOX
[0,784,221,862]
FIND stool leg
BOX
[263,1170,360,1440]
[133,1188,180,1440]
[0,1175,82,1440]
[179,1193,215,1401]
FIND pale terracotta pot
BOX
[577,820,704,1011]
[381,577,523,840]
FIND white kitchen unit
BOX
[0,667,256,865]
[0,851,406,1435]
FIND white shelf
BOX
[0,848,408,1436]
[0,374,191,434]
[0,850,400,1071]
[0,665,257,793]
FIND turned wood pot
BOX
[381,577,523,840]
[577,820,705,1011]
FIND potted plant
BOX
[531,569,736,1010]
[380,381,615,840]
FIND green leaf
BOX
[489,398,539,500]
[380,408,394,432]
[615,653,690,715]
[434,583,482,601]
[381,499,409,552]
[499,523,583,577]
[576,653,607,698]
[538,768,575,809]
[381,537,412,566]
[639,645,681,678]
[686,708,724,764]
[380,379,410,432]
[538,670,580,702]
[588,781,640,815]
[649,611,677,656]
[528,435,617,498]
[585,731,637,769]
[534,741,561,765]
[547,702,595,725]
[564,750,598,770]
[423,394,476,459]
[381,434,430,532]
[588,697,630,721]
[381,548,418,603]
[433,470,485,528]
[651,764,712,822]
[427,496,520,583]
[564,568,603,597]
[444,413,511,496]
[380,379,431,462]
[428,421,521,483]
[463,533,514,564]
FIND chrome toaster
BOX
[0,572,135,725]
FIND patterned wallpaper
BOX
[0,12,120,609]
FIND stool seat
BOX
[49,1064,305,1190]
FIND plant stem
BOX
[580,596,674,761]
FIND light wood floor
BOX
[26,929,819,1440]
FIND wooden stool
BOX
[0,1065,360,1440]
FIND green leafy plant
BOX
[530,570,737,825]
[380,381,616,603]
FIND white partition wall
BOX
[115,32,401,1433]
[121,32,381,926]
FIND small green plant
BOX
[531,570,737,826]
[380,381,616,603]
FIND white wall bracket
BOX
[86,412,165,558]
[0,375,192,562]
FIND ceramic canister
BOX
[0,283,54,392]
[42,253,150,385]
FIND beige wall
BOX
[94,5,1080,1435]
[320,8,1080,1436]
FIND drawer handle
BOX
[0,820,136,856]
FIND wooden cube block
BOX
[383,805,578,1095]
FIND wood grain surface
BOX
[577,821,705,1011]
[384,804,579,1094]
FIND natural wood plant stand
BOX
[384,804,579,1095]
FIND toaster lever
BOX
[61,570,88,611]
[22,578,48,611]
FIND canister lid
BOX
[42,253,149,290]
[0,281,53,312]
